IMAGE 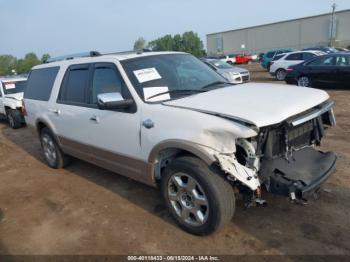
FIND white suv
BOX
[0,76,27,128]
[23,51,337,235]
[270,51,326,81]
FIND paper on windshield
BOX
[143,86,170,102]
[133,68,162,83]
[4,83,15,89]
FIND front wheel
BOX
[298,76,311,87]
[6,109,22,129]
[161,156,235,235]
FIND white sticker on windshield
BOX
[4,83,15,89]
[133,68,162,83]
[143,86,170,102]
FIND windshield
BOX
[121,54,228,102]
[208,60,232,69]
[2,80,27,95]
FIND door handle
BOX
[49,109,60,115]
[90,115,100,123]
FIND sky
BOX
[1,0,350,58]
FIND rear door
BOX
[49,64,95,160]
[284,53,304,68]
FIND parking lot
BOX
[0,63,350,255]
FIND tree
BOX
[133,37,146,50]
[147,31,205,57]
[41,53,51,63]
[16,52,41,74]
[0,55,17,76]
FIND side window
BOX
[285,53,302,61]
[309,57,334,66]
[302,53,316,60]
[59,66,89,104]
[91,66,125,104]
[24,67,60,101]
[335,56,350,66]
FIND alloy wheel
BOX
[298,76,310,87]
[41,134,57,166]
[167,173,209,227]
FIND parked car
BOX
[285,53,350,87]
[0,76,27,128]
[24,51,336,235]
[201,58,250,84]
[302,46,338,54]
[261,49,293,70]
[234,54,253,64]
[220,54,236,65]
[270,51,326,81]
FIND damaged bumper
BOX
[260,147,337,199]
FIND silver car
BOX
[202,58,250,84]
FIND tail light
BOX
[21,100,27,116]
[287,68,294,72]
[269,62,274,66]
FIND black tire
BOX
[297,75,312,87]
[6,109,22,129]
[276,69,287,81]
[40,127,70,169]
[161,156,235,236]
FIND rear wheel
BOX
[298,76,311,87]
[161,156,235,235]
[6,109,22,129]
[276,69,287,81]
[40,127,70,169]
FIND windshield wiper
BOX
[146,89,205,101]
[200,81,231,90]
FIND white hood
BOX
[163,83,329,127]
[5,92,24,101]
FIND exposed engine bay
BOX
[234,100,337,202]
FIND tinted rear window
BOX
[61,68,89,103]
[24,67,59,101]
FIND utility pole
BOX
[330,2,337,47]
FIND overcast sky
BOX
[1,0,350,58]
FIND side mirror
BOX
[97,92,133,110]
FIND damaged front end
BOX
[217,100,337,203]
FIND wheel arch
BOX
[35,119,62,146]
[148,139,217,183]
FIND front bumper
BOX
[260,147,337,200]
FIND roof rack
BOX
[103,48,152,56]
[46,51,101,63]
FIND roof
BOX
[33,51,186,70]
[207,9,350,36]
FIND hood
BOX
[5,92,23,101]
[219,67,248,74]
[163,83,329,127]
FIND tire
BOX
[161,156,235,236]
[40,127,70,169]
[6,109,22,129]
[276,69,287,81]
[298,76,311,87]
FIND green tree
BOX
[0,55,17,76]
[133,37,146,50]
[16,52,41,74]
[147,31,205,57]
[41,53,51,63]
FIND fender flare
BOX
[148,139,216,166]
